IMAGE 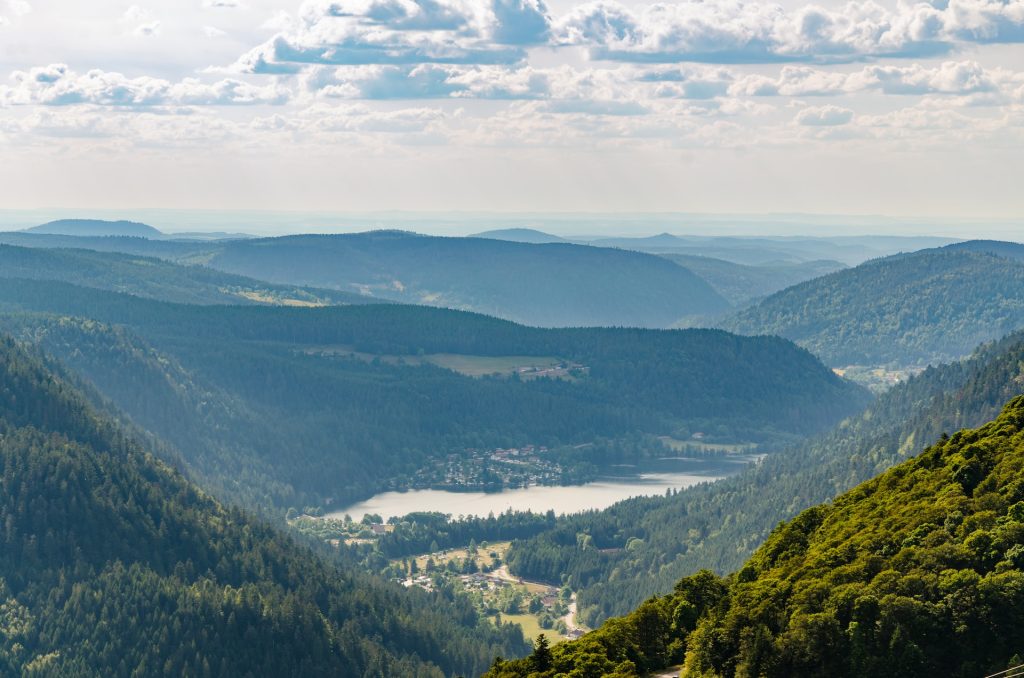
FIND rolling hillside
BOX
[198,231,730,327]
[490,396,1024,677]
[721,244,1024,366]
[503,328,1024,626]
[657,254,845,307]
[0,244,375,306]
[0,279,867,511]
[0,336,528,677]
[0,230,728,328]
[26,218,163,237]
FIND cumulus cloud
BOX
[1,65,291,107]
[554,0,1024,64]
[229,0,553,72]
[795,104,854,125]
[728,60,1018,99]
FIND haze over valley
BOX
[1,0,1022,674]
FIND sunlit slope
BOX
[489,395,1024,677]
[722,244,1024,365]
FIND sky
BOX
[0,0,1021,222]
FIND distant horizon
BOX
[0,208,1019,241]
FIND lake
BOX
[329,456,757,522]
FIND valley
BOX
[6,2,1022,672]
[0,217,1021,676]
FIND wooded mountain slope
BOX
[0,244,372,306]
[721,244,1024,365]
[504,330,1024,626]
[0,279,867,511]
[199,231,730,327]
[0,336,529,677]
[657,254,845,307]
[0,230,729,327]
[489,396,1024,677]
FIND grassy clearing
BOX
[424,354,563,377]
[304,346,574,378]
[501,614,565,643]
[411,541,511,571]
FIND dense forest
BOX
[190,231,731,327]
[0,243,371,306]
[656,254,845,308]
[488,396,1024,677]
[722,245,1024,366]
[0,278,867,511]
[0,336,530,677]
[0,229,729,328]
[502,331,1024,626]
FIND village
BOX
[397,541,586,643]
[405,444,576,491]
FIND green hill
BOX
[489,395,1024,677]
[0,244,375,306]
[0,336,528,677]
[658,254,845,307]
[502,329,1024,627]
[0,279,867,511]
[26,218,163,237]
[0,230,729,328]
[199,231,730,327]
[721,244,1024,366]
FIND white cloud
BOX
[6,0,30,17]
[1,64,290,107]
[795,104,854,125]
[230,0,554,72]
[554,0,1024,64]
[204,25,228,38]
[122,5,162,37]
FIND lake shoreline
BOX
[329,455,758,522]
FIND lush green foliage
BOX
[489,396,1024,677]
[0,336,529,676]
[0,279,866,510]
[504,331,1024,626]
[0,243,370,306]
[722,245,1024,366]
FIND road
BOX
[492,565,586,638]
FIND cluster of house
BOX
[489,444,549,462]
[402,575,434,592]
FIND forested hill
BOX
[503,329,1024,627]
[0,278,867,510]
[0,244,374,306]
[0,229,730,327]
[199,231,730,327]
[657,253,845,307]
[721,244,1024,366]
[26,218,163,237]
[0,336,529,676]
[489,396,1024,677]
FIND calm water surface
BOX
[330,456,757,522]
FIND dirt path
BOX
[562,596,581,636]
[493,566,587,637]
